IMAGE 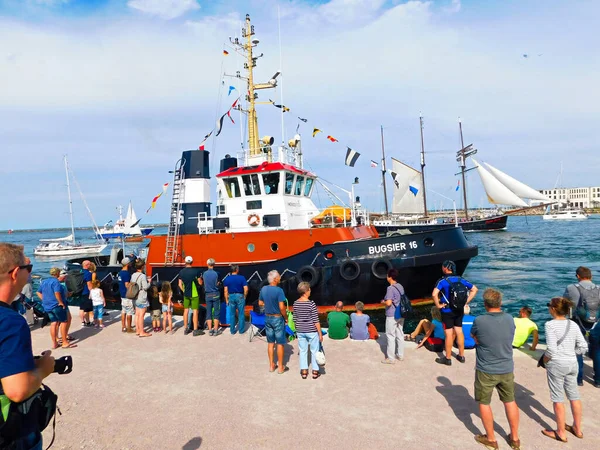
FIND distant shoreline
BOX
[0,224,168,233]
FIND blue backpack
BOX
[392,285,412,320]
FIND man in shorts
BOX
[178,256,203,336]
[37,267,74,349]
[78,260,94,327]
[258,270,288,374]
[471,288,520,450]
[432,260,477,365]
[118,257,135,333]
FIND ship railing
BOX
[236,145,298,167]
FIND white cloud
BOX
[444,0,461,14]
[127,0,200,20]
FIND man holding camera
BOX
[0,243,55,449]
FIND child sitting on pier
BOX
[160,282,174,334]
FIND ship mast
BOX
[380,125,389,216]
[456,118,477,219]
[419,114,428,217]
[231,15,279,158]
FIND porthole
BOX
[247,243,255,252]
[270,243,279,252]
[324,250,335,260]
[424,238,434,247]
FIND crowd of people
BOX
[2,238,600,449]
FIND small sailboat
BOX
[34,156,107,257]
[96,202,153,239]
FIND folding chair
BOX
[249,311,267,342]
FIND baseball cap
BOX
[185,256,193,263]
[121,257,131,266]
[442,260,456,274]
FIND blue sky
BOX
[1,0,599,229]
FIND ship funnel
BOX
[262,136,274,146]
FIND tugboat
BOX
[67,15,478,308]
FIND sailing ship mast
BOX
[419,114,428,217]
[64,155,76,243]
[456,118,476,219]
[380,125,389,216]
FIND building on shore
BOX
[538,186,600,209]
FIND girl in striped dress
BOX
[542,297,588,442]
[293,282,323,379]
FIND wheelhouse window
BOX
[262,172,280,194]
[242,174,261,196]
[223,177,241,198]
[304,178,314,196]
[285,172,295,195]
[246,200,262,210]
[294,175,305,196]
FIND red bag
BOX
[424,337,444,352]
[368,323,379,340]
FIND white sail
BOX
[472,159,528,207]
[391,158,425,215]
[484,163,550,201]
[124,201,142,236]
[39,234,74,243]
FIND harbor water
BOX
[2,215,598,338]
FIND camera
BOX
[35,355,73,375]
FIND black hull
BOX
[375,215,508,234]
[67,227,478,307]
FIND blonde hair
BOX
[91,279,101,289]
[0,243,25,275]
[430,306,442,321]
[89,262,97,272]
[160,281,172,302]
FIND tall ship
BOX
[67,15,478,307]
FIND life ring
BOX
[371,258,393,280]
[339,260,360,281]
[248,214,260,227]
[295,265,320,288]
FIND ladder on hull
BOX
[165,159,185,265]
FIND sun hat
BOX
[185,256,193,263]
[121,257,131,266]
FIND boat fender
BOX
[248,214,260,227]
[111,280,120,296]
[295,266,320,288]
[339,260,361,281]
[371,258,393,280]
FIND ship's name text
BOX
[368,241,417,255]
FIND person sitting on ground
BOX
[350,301,370,341]
[405,306,445,349]
[512,306,538,351]
[90,279,106,329]
[327,301,350,340]
[160,281,174,334]
[542,297,588,442]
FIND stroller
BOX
[14,294,49,327]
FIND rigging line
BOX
[67,163,103,242]
[210,56,226,176]
[237,22,244,152]
[277,3,285,146]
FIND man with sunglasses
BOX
[0,243,55,449]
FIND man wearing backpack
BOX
[432,260,478,366]
[563,266,600,387]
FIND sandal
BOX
[565,425,583,439]
[312,370,321,379]
[61,343,78,349]
[474,434,498,449]
[300,369,308,379]
[541,430,567,442]
[277,366,289,375]
[404,334,416,342]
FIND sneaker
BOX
[577,381,584,387]
[395,356,404,361]
[184,328,191,336]
[209,330,215,336]
[193,329,204,336]
[381,358,395,364]
[456,355,466,363]
[435,356,452,366]
[594,382,600,388]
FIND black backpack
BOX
[444,277,469,313]
[575,284,600,323]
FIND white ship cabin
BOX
[213,158,319,233]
